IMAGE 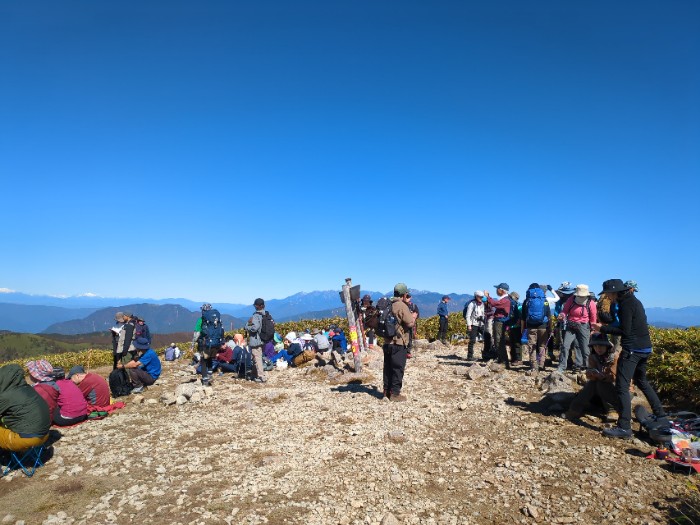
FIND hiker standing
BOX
[592,279,667,439]
[464,291,485,361]
[383,283,417,402]
[111,311,135,370]
[406,295,419,357]
[436,295,451,344]
[245,298,270,383]
[507,291,522,365]
[521,283,552,374]
[484,283,511,367]
[557,284,597,373]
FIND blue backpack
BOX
[199,309,224,350]
[525,287,548,326]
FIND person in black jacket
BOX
[111,311,135,370]
[592,279,667,439]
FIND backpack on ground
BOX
[293,350,316,368]
[199,309,225,350]
[375,297,397,339]
[257,311,275,343]
[525,287,548,326]
[263,356,275,371]
[109,368,133,397]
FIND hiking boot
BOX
[510,360,523,367]
[131,386,144,394]
[382,390,390,399]
[603,426,633,439]
[390,394,407,402]
[466,354,474,361]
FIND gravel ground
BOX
[1,340,698,525]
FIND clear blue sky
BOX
[1,1,698,308]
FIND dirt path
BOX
[1,341,697,525]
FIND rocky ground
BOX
[1,340,698,525]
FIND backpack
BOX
[200,309,225,350]
[362,306,379,330]
[525,287,548,326]
[109,368,133,397]
[257,311,275,343]
[375,297,397,339]
[500,297,519,324]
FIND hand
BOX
[484,291,490,298]
[557,313,565,320]
[591,323,602,331]
[116,362,123,369]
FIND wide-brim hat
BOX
[311,329,321,335]
[574,284,590,297]
[600,279,632,294]
[589,333,613,348]
[301,333,314,341]
[133,337,151,350]
[26,359,54,382]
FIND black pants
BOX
[467,325,482,358]
[437,316,448,342]
[383,343,408,395]
[615,350,665,430]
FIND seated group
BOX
[0,339,162,455]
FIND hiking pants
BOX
[437,316,448,342]
[250,345,266,380]
[508,326,522,361]
[383,343,408,395]
[524,327,549,369]
[467,325,483,358]
[0,429,48,453]
[483,318,494,355]
[559,324,590,371]
[126,368,157,388]
[52,407,87,427]
[568,380,620,417]
[615,350,665,431]
[492,320,508,364]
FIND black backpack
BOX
[200,309,225,349]
[257,311,275,343]
[109,368,133,397]
[375,297,397,339]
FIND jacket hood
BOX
[0,364,27,392]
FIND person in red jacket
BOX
[484,283,512,367]
[26,360,87,426]
[68,366,111,411]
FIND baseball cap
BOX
[67,365,86,379]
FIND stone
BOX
[467,364,491,380]
[380,512,400,525]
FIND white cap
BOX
[285,331,297,342]
[474,290,483,297]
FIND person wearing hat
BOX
[507,291,523,366]
[111,311,136,370]
[245,298,271,383]
[134,316,152,346]
[436,295,451,345]
[382,283,418,402]
[483,283,512,367]
[0,364,51,452]
[463,291,486,361]
[592,280,667,439]
[564,333,621,421]
[26,360,88,426]
[557,284,597,373]
[116,337,162,394]
[597,280,622,353]
[360,295,379,350]
[68,365,111,411]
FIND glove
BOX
[546,284,552,291]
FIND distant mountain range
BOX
[0,289,697,335]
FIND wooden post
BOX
[342,277,362,373]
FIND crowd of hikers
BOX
[0,276,678,463]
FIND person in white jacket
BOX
[463,291,486,360]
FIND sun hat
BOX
[599,279,629,294]
[133,337,151,350]
[474,290,483,297]
[311,328,320,335]
[285,332,297,342]
[301,333,314,341]
[557,282,575,294]
[575,284,590,297]
[623,280,638,292]
[67,365,86,379]
[253,298,265,307]
[588,333,613,348]
[509,291,520,301]
[394,283,409,296]
[494,283,510,291]
[26,360,54,382]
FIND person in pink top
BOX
[556,284,598,373]
[26,360,88,426]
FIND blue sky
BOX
[1,1,698,308]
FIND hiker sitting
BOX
[116,337,162,394]
[213,341,237,374]
[272,333,301,364]
[300,333,318,352]
[312,328,331,355]
[26,360,88,427]
[331,328,348,354]
[0,364,51,452]
[564,333,621,421]
[67,365,111,412]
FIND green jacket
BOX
[0,364,51,436]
